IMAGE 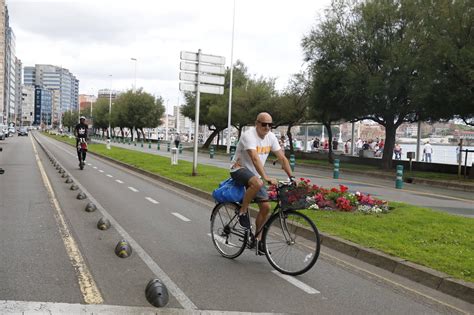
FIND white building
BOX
[20,85,34,126]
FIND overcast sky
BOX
[8,0,331,113]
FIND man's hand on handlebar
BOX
[264,177,279,186]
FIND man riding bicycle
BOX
[230,112,294,254]
[74,116,89,167]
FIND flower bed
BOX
[268,178,389,214]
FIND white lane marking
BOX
[207,233,237,247]
[171,212,190,222]
[271,270,320,294]
[128,186,138,192]
[99,170,104,173]
[93,166,97,169]
[106,174,113,178]
[145,197,159,204]
[35,135,197,310]
[115,179,124,184]
[31,137,103,304]
[87,163,92,166]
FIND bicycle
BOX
[210,181,321,276]
[77,138,88,170]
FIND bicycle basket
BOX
[279,186,312,211]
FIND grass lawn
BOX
[46,133,474,282]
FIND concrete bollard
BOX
[210,146,215,159]
[396,165,404,189]
[333,159,340,179]
[289,154,295,172]
[171,148,178,165]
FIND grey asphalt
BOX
[93,139,474,217]
[0,134,471,314]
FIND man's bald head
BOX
[256,112,272,123]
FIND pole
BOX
[131,58,137,91]
[304,125,309,152]
[458,139,463,178]
[226,0,236,154]
[416,120,421,162]
[108,75,112,139]
[192,49,202,176]
[350,122,355,155]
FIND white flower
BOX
[309,204,319,210]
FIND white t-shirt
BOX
[423,144,433,154]
[231,127,281,176]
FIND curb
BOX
[48,135,474,304]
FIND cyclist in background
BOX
[74,116,89,167]
[230,112,294,254]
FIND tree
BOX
[181,60,275,147]
[414,0,473,125]
[91,98,111,136]
[61,111,79,132]
[113,89,165,141]
[271,72,311,155]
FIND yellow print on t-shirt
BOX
[256,146,271,154]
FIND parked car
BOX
[8,127,15,136]
[0,129,5,140]
[18,127,28,136]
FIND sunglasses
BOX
[258,121,273,128]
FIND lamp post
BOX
[226,0,236,154]
[131,58,137,91]
[108,75,112,139]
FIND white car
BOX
[8,127,15,136]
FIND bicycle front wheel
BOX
[263,210,320,276]
[210,202,248,259]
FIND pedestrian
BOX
[332,137,338,150]
[423,141,433,163]
[272,135,286,166]
[393,143,402,160]
[313,137,320,150]
[174,133,181,148]
[344,139,352,154]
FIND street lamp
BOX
[226,0,236,153]
[108,75,112,139]
[131,57,137,91]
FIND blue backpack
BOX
[212,178,245,203]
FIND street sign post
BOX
[179,49,225,176]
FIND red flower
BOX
[330,187,339,193]
[339,185,348,193]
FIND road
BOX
[0,133,472,314]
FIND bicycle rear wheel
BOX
[210,202,248,259]
[263,210,320,276]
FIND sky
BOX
[8,0,331,113]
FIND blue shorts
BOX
[230,168,268,201]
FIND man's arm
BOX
[246,149,273,184]
[274,149,293,179]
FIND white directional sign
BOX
[180,61,225,75]
[180,51,225,65]
[179,72,225,85]
[179,82,224,95]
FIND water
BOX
[397,144,473,165]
